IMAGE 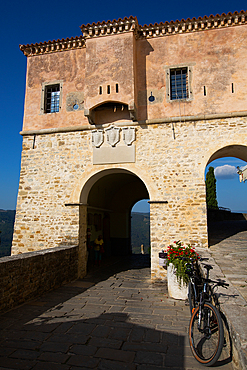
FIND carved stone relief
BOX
[105,126,121,147]
[92,129,104,148]
[122,127,136,146]
[92,126,136,148]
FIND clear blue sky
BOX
[1,0,246,212]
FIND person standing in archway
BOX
[94,235,104,266]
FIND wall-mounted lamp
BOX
[148,92,155,102]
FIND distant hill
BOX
[131,212,150,254]
[0,210,15,257]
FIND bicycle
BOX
[184,257,201,315]
[174,256,203,315]
[175,256,229,366]
[187,262,229,366]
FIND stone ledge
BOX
[19,111,247,136]
[196,247,247,370]
[0,244,78,262]
[0,245,79,314]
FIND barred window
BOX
[170,68,188,100]
[44,84,60,113]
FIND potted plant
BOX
[167,241,199,300]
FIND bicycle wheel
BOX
[188,281,197,315]
[189,302,224,366]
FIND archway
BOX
[131,200,150,255]
[207,145,247,164]
[80,169,150,266]
[205,145,247,245]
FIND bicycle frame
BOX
[196,265,211,329]
[187,259,229,366]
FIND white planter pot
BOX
[167,263,188,300]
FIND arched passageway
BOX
[131,200,150,255]
[206,145,247,245]
[80,169,149,261]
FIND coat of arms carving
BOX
[105,126,120,147]
[92,129,104,148]
[122,127,136,146]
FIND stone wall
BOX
[208,209,247,222]
[16,14,247,281]
[0,245,78,314]
[12,115,247,280]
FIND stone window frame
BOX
[165,64,193,103]
[40,80,63,114]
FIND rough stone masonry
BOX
[13,12,247,280]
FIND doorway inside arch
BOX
[131,200,150,255]
[205,145,247,246]
[81,169,150,266]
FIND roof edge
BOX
[80,16,138,38]
[139,10,247,38]
[20,36,85,57]
[20,10,246,56]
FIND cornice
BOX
[19,11,246,57]
[80,16,139,38]
[20,110,247,136]
[80,11,246,39]
[139,10,247,38]
[19,36,85,57]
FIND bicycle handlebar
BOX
[203,278,229,288]
[173,256,229,288]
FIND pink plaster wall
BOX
[22,24,247,131]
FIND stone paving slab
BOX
[0,255,233,370]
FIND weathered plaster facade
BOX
[14,12,247,279]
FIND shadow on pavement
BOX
[0,311,186,369]
[0,254,233,369]
[84,254,151,288]
[208,220,247,246]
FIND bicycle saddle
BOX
[203,264,213,270]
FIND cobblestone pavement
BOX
[0,255,233,370]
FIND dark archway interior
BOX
[86,171,149,257]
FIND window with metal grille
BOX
[170,68,188,100]
[44,84,60,113]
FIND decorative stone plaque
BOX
[122,127,136,146]
[92,129,104,148]
[105,126,120,147]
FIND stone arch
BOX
[70,164,158,205]
[201,143,247,202]
[206,144,247,165]
[84,100,135,125]
[205,144,247,246]
[76,166,153,276]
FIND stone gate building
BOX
[13,11,247,279]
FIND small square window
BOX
[166,65,192,103]
[170,68,188,100]
[44,84,60,113]
[41,81,63,115]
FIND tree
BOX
[205,167,218,209]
